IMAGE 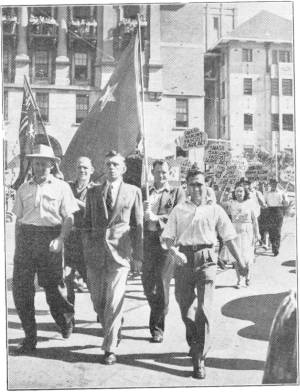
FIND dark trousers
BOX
[175,247,217,361]
[64,229,87,305]
[258,208,269,240]
[142,231,173,337]
[267,207,284,253]
[12,225,74,340]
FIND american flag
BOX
[12,76,56,189]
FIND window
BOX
[271,78,279,96]
[76,94,89,123]
[243,78,252,95]
[244,114,253,130]
[221,81,225,99]
[36,92,49,122]
[282,114,293,131]
[272,50,278,64]
[35,50,49,80]
[282,79,293,96]
[213,17,219,30]
[176,146,188,158]
[73,6,91,19]
[242,49,252,62]
[176,98,188,127]
[271,114,279,132]
[74,52,88,81]
[31,7,52,17]
[4,91,8,121]
[123,5,140,19]
[279,50,291,63]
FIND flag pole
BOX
[137,14,149,200]
[23,75,63,177]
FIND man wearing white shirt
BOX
[264,179,289,256]
[161,167,247,379]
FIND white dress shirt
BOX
[162,200,236,246]
[105,178,122,208]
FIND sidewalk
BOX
[6,217,297,389]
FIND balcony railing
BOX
[68,19,97,48]
[113,17,146,60]
[28,15,58,47]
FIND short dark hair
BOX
[152,159,169,170]
[105,150,125,162]
[232,183,250,201]
[186,168,205,183]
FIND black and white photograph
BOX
[1,1,298,389]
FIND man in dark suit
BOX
[142,159,185,343]
[82,151,143,365]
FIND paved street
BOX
[6,217,297,389]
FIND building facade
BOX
[205,11,294,158]
[3,3,236,172]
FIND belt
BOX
[179,244,213,252]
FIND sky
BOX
[225,1,293,25]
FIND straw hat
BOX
[25,144,61,163]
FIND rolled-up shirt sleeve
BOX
[215,205,236,242]
[161,207,177,241]
[60,182,80,218]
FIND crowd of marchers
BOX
[10,143,294,382]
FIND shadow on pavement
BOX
[8,308,49,316]
[215,285,237,289]
[281,260,296,268]
[206,357,265,371]
[222,292,288,341]
[7,344,265,377]
[8,320,104,338]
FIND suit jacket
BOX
[142,184,186,233]
[82,180,143,268]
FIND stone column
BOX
[147,4,162,93]
[55,6,70,85]
[94,5,116,89]
[15,7,30,84]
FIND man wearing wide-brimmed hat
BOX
[12,144,79,354]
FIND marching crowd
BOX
[10,143,292,380]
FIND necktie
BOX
[106,185,113,211]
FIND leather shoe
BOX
[103,351,117,365]
[193,361,206,379]
[150,335,163,343]
[14,337,37,355]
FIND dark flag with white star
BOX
[12,76,59,190]
[60,34,142,181]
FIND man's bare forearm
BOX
[225,239,244,266]
[59,215,74,240]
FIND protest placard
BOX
[182,128,207,150]
[246,163,269,181]
[204,143,230,165]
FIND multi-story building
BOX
[3,3,237,173]
[205,10,294,158]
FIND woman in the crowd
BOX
[226,183,260,288]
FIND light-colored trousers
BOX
[87,260,129,353]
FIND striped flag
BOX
[12,76,58,189]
